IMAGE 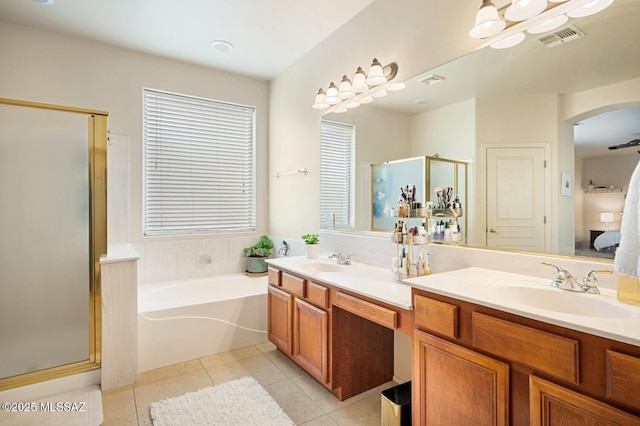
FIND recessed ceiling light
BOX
[32,0,55,4]
[210,40,233,52]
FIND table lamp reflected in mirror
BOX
[600,212,614,231]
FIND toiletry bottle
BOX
[416,253,424,276]
[444,222,451,241]
[423,250,431,275]
[402,221,407,244]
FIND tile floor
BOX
[102,341,396,425]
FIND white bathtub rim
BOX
[138,273,267,313]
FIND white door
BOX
[486,146,546,252]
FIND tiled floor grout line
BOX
[103,343,386,425]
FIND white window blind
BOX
[143,89,256,235]
[320,120,353,229]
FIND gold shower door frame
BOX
[0,98,107,391]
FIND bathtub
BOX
[138,274,268,372]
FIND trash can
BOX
[381,381,411,426]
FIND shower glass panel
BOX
[0,104,90,379]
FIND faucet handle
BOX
[582,269,612,294]
[542,262,566,286]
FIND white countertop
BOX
[265,256,412,310]
[404,267,640,347]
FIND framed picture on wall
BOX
[561,172,573,197]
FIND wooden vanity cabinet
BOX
[412,288,640,426]
[530,375,640,426]
[267,285,293,354]
[267,265,410,401]
[293,297,329,384]
[268,267,330,384]
[414,329,510,426]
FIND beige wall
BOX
[324,106,412,230]
[581,156,636,237]
[268,0,482,239]
[0,21,270,243]
[564,77,640,244]
[410,99,476,242]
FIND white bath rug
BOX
[149,376,295,426]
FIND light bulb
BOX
[352,67,369,93]
[470,0,506,39]
[324,82,341,105]
[505,0,548,22]
[365,58,387,86]
[338,75,356,99]
[312,88,329,110]
[526,14,568,34]
[567,0,613,18]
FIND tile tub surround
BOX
[133,235,266,283]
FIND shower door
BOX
[0,99,106,389]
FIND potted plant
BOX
[242,235,274,274]
[301,233,320,259]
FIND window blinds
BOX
[143,89,256,235]
[320,120,353,229]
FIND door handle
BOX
[489,228,497,234]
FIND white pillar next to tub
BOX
[101,244,139,391]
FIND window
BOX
[143,89,256,235]
[320,120,354,229]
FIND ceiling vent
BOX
[419,74,445,86]
[537,25,584,48]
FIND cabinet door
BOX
[530,376,640,426]
[294,298,329,384]
[413,330,509,426]
[268,285,293,355]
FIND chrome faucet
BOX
[581,269,613,294]
[329,251,354,265]
[542,262,583,292]
[278,240,290,256]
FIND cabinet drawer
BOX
[281,272,305,298]
[268,267,281,287]
[306,281,329,309]
[335,291,397,329]
[472,312,579,384]
[606,350,640,409]
[414,295,458,339]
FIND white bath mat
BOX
[149,376,295,426]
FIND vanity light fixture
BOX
[469,0,614,49]
[311,58,401,113]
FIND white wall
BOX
[0,20,270,243]
[326,106,412,231]
[581,156,635,235]
[410,99,476,242]
[562,77,640,244]
[268,0,482,239]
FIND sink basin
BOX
[295,260,346,274]
[498,285,634,319]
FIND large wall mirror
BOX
[323,0,640,261]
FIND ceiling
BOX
[2,0,638,159]
[0,0,374,80]
[369,0,640,159]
